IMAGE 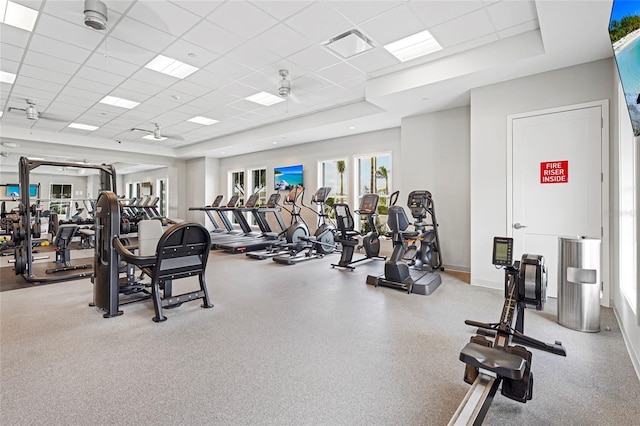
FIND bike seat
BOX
[459,342,526,380]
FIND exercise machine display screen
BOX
[492,237,513,266]
[359,194,378,213]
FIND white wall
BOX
[401,106,470,271]
[470,58,614,290]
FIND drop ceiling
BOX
[0,0,613,171]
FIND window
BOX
[249,168,267,226]
[319,158,348,206]
[229,170,245,224]
[619,90,637,314]
[50,184,72,218]
[355,153,392,233]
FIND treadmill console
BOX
[492,237,513,267]
[407,190,431,219]
[226,194,239,207]
[265,193,280,208]
[358,194,379,214]
[211,195,224,207]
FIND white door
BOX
[511,105,603,298]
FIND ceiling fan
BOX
[7,99,65,121]
[130,123,183,141]
[277,69,300,107]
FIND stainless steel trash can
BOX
[557,237,601,332]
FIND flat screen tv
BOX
[5,184,39,197]
[274,164,303,191]
[609,0,640,136]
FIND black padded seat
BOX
[459,342,526,380]
[113,222,213,322]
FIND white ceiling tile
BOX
[20,64,71,85]
[225,38,282,70]
[359,4,427,45]
[76,66,128,87]
[237,71,274,92]
[28,34,92,64]
[182,20,245,56]
[1,43,24,62]
[315,62,366,85]
[44,101,88,115]
[203,56,254,80]
[328,1,403,25]
[10,86,55,104]
[407,1,485,27]
[151,111,194,127]
[106,87,149,105]
[169,1,224,17]
[227,99,264,113]
[67,77,114,95]
[0,23,32,48]
[287,45,341,73]
[174,103,206,116]
[118,109,161,123]
[430,9,495,48]
[143,93,188,109]
[258,24,313,58]
[209,2,278,40]
[188,90,239,110]
[85,53,139,78]
[110,17,176,53]
[129,68,178,87]
[14,75,63,94]
[218,82,259,99]
[170,80,211,97]
[127,1,201,37]
[184,69,232,90]
[98,38,156,66]
[59,86,104,103]
[34,13,104,50]
[118,79,164,96]
[23,50,82,76]
[486,0,538,31]
[347,47,398,74]
[250,1,313,21]
[292,74,333,92]
[285,2,354,44]
[131,103,166,115]
[161,39,219,68]
[0,58,19,74]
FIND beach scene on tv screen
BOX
[610,0,640,135]
[274,165,303,190]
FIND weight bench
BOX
[46,224,92,274]
[113,222,213,322]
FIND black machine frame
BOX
[13,157,116,283]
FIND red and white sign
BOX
[540,160,568,184]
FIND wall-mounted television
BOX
[5,184,39,197]
[609,0,640,136]
[274,164,303,191]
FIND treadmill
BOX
[209,194,263,248]
[216,193,286,253]
[189,195,227,234]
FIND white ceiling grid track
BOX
[0,0,612,171]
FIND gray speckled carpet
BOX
[1,251,638,425]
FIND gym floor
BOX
[1,250,638,425]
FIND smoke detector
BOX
[84,0,108,31]
[278,69,291,97]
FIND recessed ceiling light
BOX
[245,91,285,106]
[68,123,99,131]
[0,70,16,84]
[349,126,355,130]
[188,116,219,126]
[0,111,3,118]
[384,29,442,62]
[99,95,140,109]
[144,55,199,79]
[142,134,167,141]
[272,141,277,145]
[2,142,19,148]
[1,1,38,32]
[324,29,374,58]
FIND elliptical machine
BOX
[366,190,442,295]
[331,193,385,270]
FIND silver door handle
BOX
[513,223,527,230]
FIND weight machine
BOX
[12,157,116,283]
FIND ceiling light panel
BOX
[144,55,199,79]
[384,29,443,62]
[68,123,99,131]
[188,116,219,125]
[2,1,38,32]
[245,92,285,106]
[99,95,140,109]
[0,70,16,84]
